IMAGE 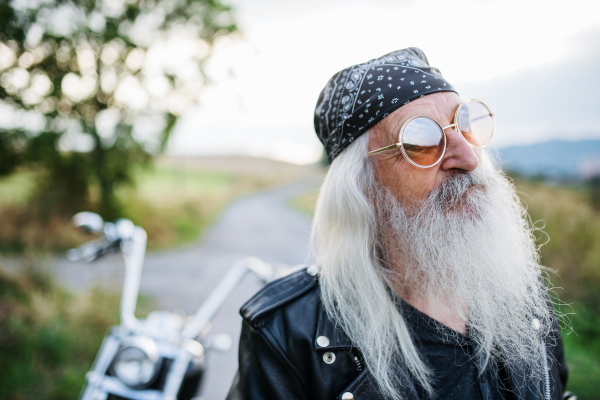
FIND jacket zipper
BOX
[542,346,551,400]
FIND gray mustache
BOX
[430,172,484,207]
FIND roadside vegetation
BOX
[515,178,600,399]
[0,156,322,253]
[0,260,154,400]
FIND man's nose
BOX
[440,128,479,172]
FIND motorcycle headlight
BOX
[110,337,160,388]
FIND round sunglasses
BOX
[367,99,494,168]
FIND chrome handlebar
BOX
[181,257,273,339]
[67,212,275,338]
[68,212,146,332]
[66,237,119,262]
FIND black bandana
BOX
[314,47,457,162]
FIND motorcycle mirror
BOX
[72,212,104,235]
[66,239,108,262]
[103,222,117,242]
[114,219,136,240]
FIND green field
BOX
[0,156,322,253]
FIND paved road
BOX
[51,177,320,400]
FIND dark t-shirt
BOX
[398,299,514,400]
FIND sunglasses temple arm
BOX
[471,114,493,122]
[367,143,400,156]
[442,123,458,131]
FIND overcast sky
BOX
[167,0,600,164]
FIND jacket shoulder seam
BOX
[241,267,317,324]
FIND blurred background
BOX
[0,0,599,399]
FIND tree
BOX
[0,0,236,218]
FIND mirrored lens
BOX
[457,101,493,148]
[401,117,445,167]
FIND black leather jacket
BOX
[227,267,572,400]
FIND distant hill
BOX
[494,140,600,180]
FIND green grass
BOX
[130,167,236,198]
[0,261,155,400]
[117,166,240,249]
[562,305,600,399]
[0,170,37,206]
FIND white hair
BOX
[312,133,553,399]
[312,133,433,398]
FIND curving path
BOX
[51,177,320,400]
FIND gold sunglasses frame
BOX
[367,99,495,168]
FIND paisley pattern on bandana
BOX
[314,47,457,162]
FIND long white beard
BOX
[314,134,556,400]
[376,164,552,374]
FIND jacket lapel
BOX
[314,302,354,351]
[315,305,423,400]
[335,369,378,400]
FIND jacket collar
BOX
[314,297,354,351]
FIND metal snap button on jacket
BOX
[323,352,336,364]
[306,265,319,276]
[316,335,330,347]
[341,392,354,400]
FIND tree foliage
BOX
[0,0,237,218]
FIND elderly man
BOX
[227,48,572,400]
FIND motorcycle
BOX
[66,211,273,400]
